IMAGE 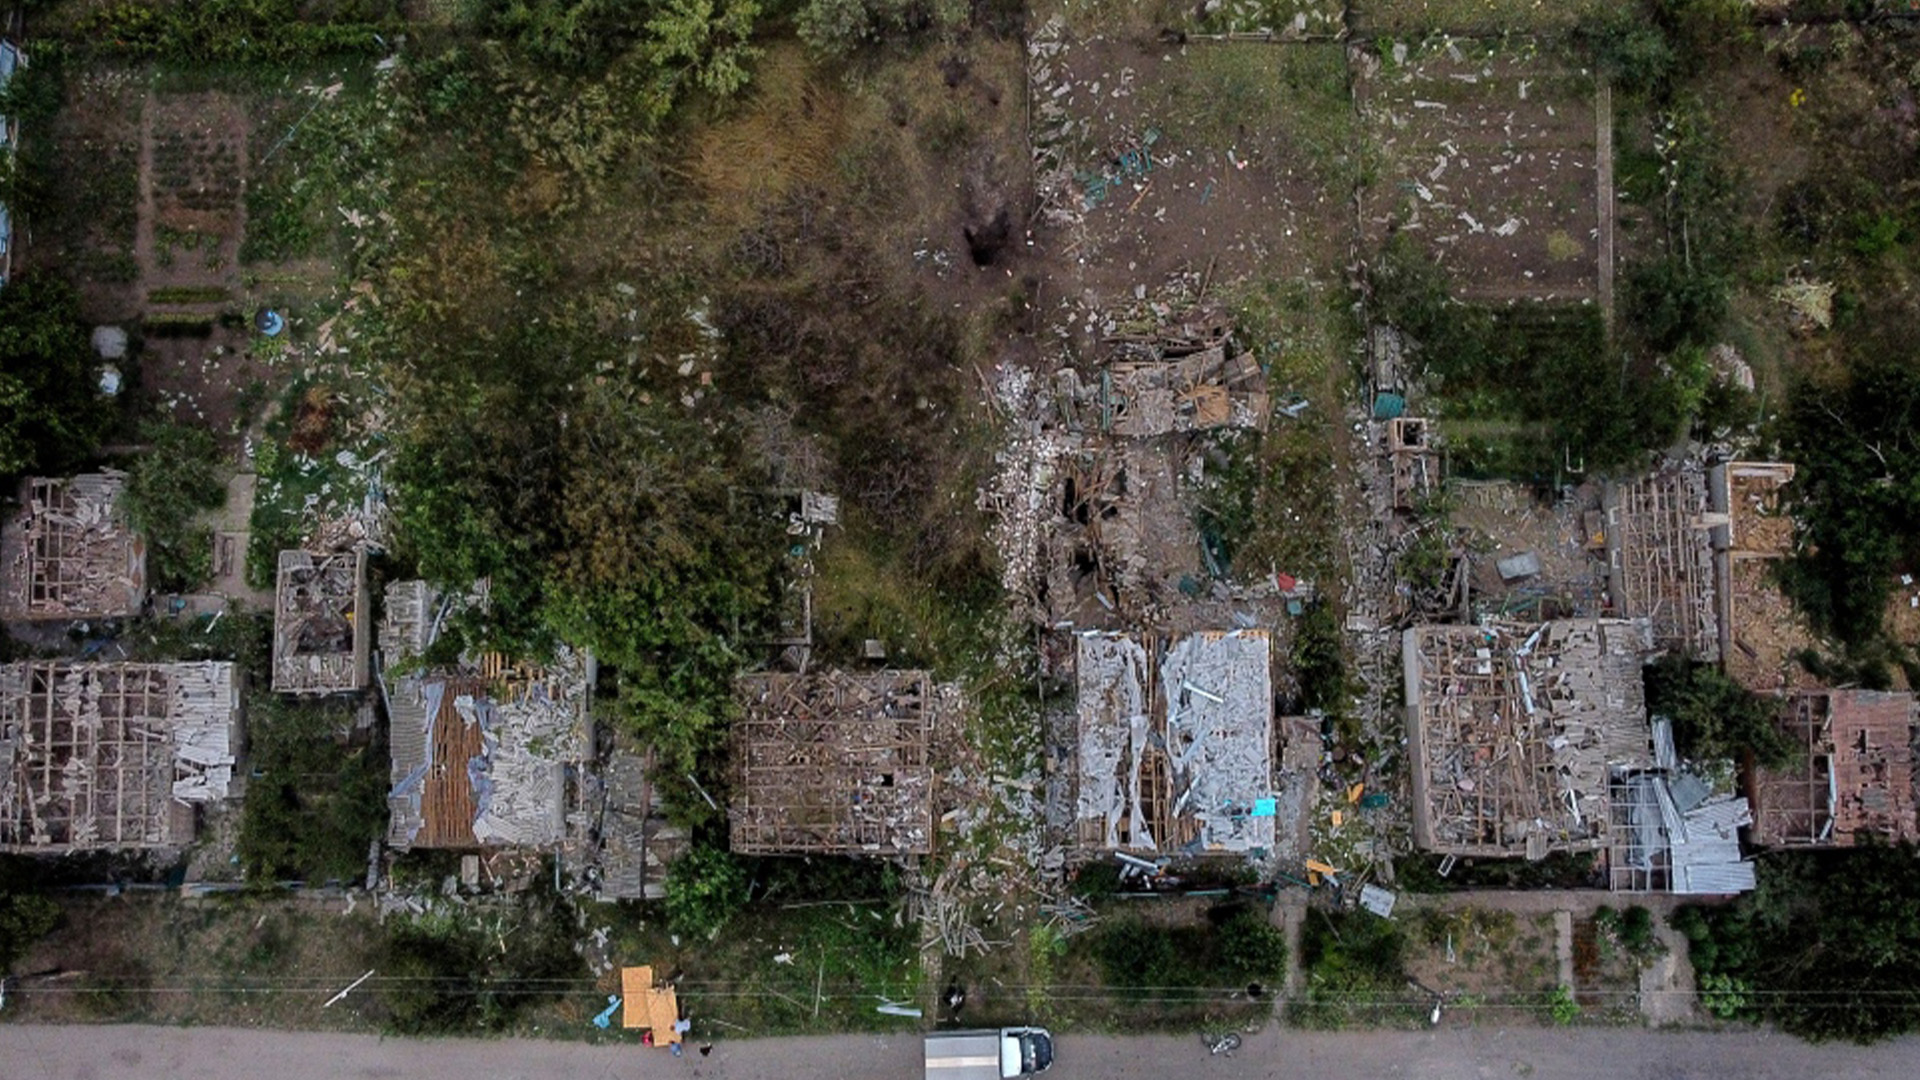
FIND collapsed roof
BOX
[0,474,148,621]
[1404,619,1654,859]
[729,670,936,856]
[385,648,593,851]
[1602,469,1719,662]
[1709,462,1812,693]
[1052,306,1268,438]
[1608,719,1757,895]
[1750,690,1918,849]
[272,547,370,694]
[0,661,238,852]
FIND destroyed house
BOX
[1404,619,1654,859]
[729,670,936,857]
[0,661,239,852]
[1387,417,1439,511]
[1709,462,1805,692]
[1602,470,1719,662]
[589,743,687,900]
[1,474,148,621]
[1750,690,1918,849]
[1608,719,1757,895]
[1074,630,1274,855]
[1052,307,1269,438]
[272,547,371,694]
[1037,440,1185,625]
[385,649,593,850]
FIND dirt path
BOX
[5,1023,1920,1080]
[1553,909,1575,989]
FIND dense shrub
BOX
[1089,903,1285,991]
[1291,909,1414,1028]
[1369,239,1674,477]
[236,695,386,884]
[74,0,400,62]
[0,890,59,974]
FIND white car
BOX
[924,1027,1055,1079]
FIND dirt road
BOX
[3,1024,1919,1080]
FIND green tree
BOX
[1779,349,1920,645]
[1643,655,1792,766]
[1571,4,1675,98]
[466,0,651,68]
[121,419,227,593]
[662,843,747,939]
[645,0,761,97]
[1680,845,1920,1043]
[0,274,109,477]
[795,0,964,58]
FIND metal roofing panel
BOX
[1651,717,1677,772]
[1675,861,1756,895]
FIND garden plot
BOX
[1352,0,1610,36]
[137,91,269,434]
[142,92,247,292]
[36,67,143,314]
[1029,24,1353,351]
[1358,41,1601,303]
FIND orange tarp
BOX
[620,966,682,1046]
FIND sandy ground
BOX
[4,1024,1920,1080]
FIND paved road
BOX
[4,1024,1920,1080]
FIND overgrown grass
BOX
[1198,278,1349,585]
[245,379,384,589]
[602,872,924,1036]
[380,880,588,1035]
[121,605,273,680]
[1135,43,1355,192]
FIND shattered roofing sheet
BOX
[0,661,237,852]
[1074,630,1273,854]
[384,648,591,850]
[1161,630,1273,852]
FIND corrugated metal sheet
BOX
[1668,796,1754,895]
[1651,717,1677,772]
[1686,796,1753,832]
[1676,861,1756,895]
[1654,775,1687,843]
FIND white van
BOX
[924,1027,1055,1079]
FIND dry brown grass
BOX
[693,46,847,233]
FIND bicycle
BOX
[1203,1030,1242,1057]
